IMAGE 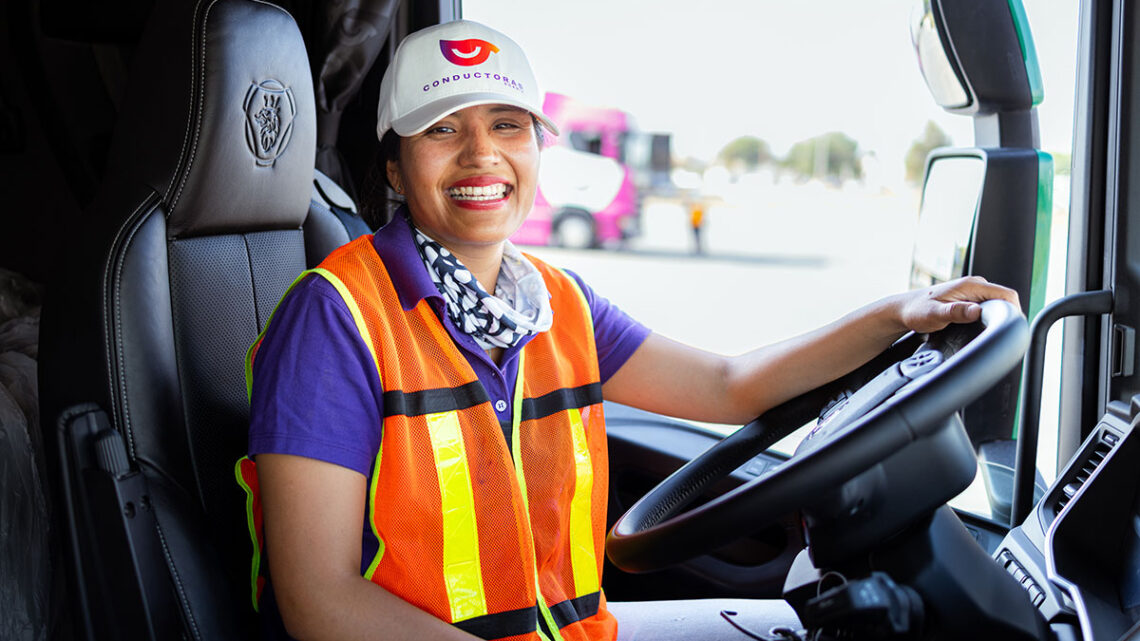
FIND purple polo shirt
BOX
[246,214,650,638]
[248,213,650,476]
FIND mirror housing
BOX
[911,0,1043,116]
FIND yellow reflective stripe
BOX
[538,599,563,641]
[427,410,487,622]
[309,267,382,382]
[363,440,386,581]
[511,350,529,510]
[566,408,600,597]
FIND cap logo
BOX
[243,80,296,167]
[439,38,500,66]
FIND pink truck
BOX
[512,93,670,249]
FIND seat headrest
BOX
[102,0,315,238]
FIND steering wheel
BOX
[606,299,1028,573]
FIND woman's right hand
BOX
[892,275,1021,335]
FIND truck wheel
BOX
[551,209,598,250]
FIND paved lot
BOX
[525,183,919,355]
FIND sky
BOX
[462,0,1079,186]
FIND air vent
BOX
[1055,438,1113,512]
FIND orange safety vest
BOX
[237,235,617,641]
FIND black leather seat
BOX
[37,0,350,637]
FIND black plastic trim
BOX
[1012,290,1114,526]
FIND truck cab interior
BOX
[1,0,1138,640]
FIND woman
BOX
[244,20,1019,641]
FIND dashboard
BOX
[995,402,1140,640]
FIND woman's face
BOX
[387,104,540,255]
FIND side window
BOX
[1020,1,1079,494]
[569,131,603,156]
[465,1,1078,518]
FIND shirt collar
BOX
[371,209,537,367]
[372,208,445,312]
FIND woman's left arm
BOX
[602,276,1019,425]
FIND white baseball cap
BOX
[376,20,560,139]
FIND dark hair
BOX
[359,129,403,230]
[532,116,547,148]
[377,128,403,191]
[358,115,547,229]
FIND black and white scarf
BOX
[412,223,553,350]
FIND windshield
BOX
[463,0,1078,522]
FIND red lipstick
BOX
[447,175,512,210]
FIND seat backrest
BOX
[305,167,373,261]
[37,0,337,637]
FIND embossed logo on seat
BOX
[244,80,296,167]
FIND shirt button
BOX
[495,400,508,412]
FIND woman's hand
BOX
[893,276,1021,335]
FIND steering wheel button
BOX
[899,350,944,378]
[744,459,768,476]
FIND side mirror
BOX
[910,153,986,288]
[911,0,1043,116]
[910,4,970,110]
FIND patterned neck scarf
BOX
[411,222,553,350]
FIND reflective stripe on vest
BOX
[567,407,599,598]
[426,409,489,621]
[552,266,600,599]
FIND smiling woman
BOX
[386,104,541,282]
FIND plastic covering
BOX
[0,267,49,641]
[310,0,399,192]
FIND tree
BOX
[905,121,953,185]
[781,132,862,183]
[717,136,773,173]
[1050,152,1071,176]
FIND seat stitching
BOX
[170,0,222,215]
[170,0,292,214]
[165,0,211,213]
[104,195,161,460]
[153,508,200,639]
[242,235,261,329]
[250,0,287,11]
